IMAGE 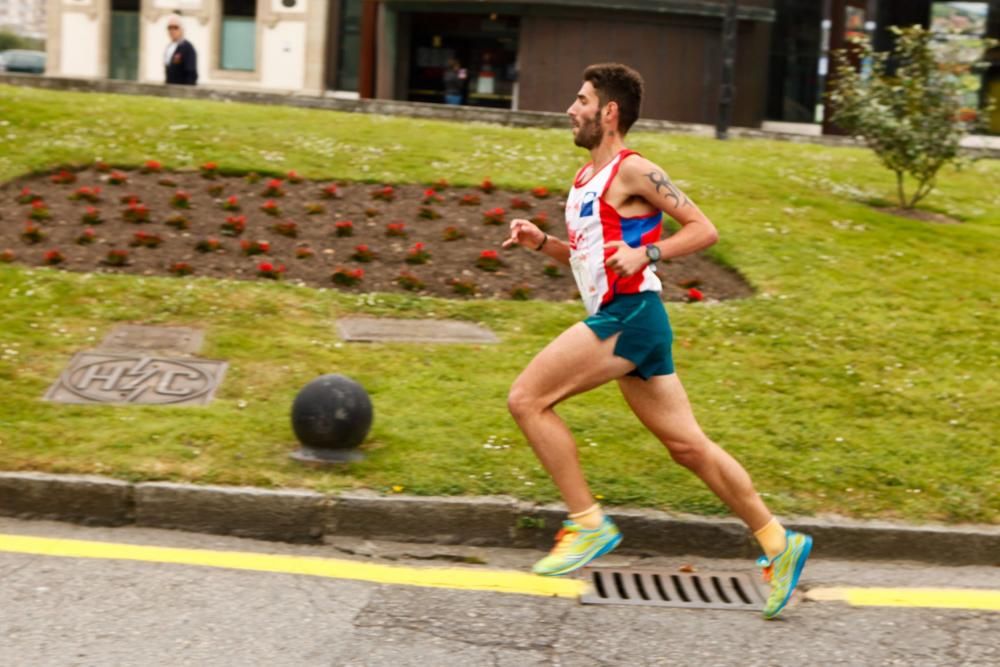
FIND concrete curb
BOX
[0,472,997,565]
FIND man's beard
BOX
[573,111,604,149]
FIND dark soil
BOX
[0,166,753,302]
[877,206,962,225]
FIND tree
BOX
[827,25,993,209]
[0,29,44,52]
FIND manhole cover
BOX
[99,325,204,355]
[580,567,766,611]
[336,318,498,344]
[45,352,227,406]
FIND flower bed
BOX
[0,165,752,302]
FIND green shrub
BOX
[827,25,994,209]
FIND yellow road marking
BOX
[807,587,1000,611]
[3,534,997,611]
[0,533,586,599]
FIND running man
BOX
[502,63,811,619]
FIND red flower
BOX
[442,226,465,241]
[352,244,376,262]
[371,185,395,202]
[260,200,281,216]
[108,170,128,185]
[262,178,286,197]
[385,222,407,237]
[530,211,550,227]
[320,183,341,199]
[130,230,163,248]
[334,220,354,237]
[16,187,40,204]
[286,170,303,183]
[331,267,364,286]
[195,237,222,252]
[480,178,495,193]
[169,261,194,276]
[272,220,299,237]
[531,186,550,199]
[42,249,65,265]
[104,249,129,266]
[50,170,77,185]
[406,242,431,265]
[76,228,97,245]
[222,195,240,211]
[69,186,102,203]
[476,249,503,272]
[81,207,103,225]
[241,239,270,255]
[221,215,247,236]
[687,287,704,302]
[257,261,286,279]
[482,207,506,225]
[142,160,163,173]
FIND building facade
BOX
[42,0,998,132]
[44,0,334,90]
[1,0,47,39]
[359,0,777,127]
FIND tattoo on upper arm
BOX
[646,171,691,208]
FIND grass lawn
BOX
[0,84,997,524]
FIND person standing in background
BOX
[164,15,198,86]
[443,58,466,105]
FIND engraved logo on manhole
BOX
[45,353,227,405]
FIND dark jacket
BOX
[165,40,198,85]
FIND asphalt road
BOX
[0,517,997,666]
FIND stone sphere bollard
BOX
[289,374,372,464]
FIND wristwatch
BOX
[645,244,662,263]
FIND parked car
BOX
[0,50,46,74]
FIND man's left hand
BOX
[603,241,648,277]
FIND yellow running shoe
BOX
[758,529,813,619]
[532,517,622,577]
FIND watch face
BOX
[646,245,661,262]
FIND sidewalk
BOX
[1,471,996,566]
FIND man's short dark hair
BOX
[582,63,644,135]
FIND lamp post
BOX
[716,0,739,139]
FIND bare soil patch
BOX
[877,206,962,225]
[0,166,754,302]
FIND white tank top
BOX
[564,149,663,315]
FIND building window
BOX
[221,0,256,71]
[336,0,362,90]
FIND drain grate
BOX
[580,567,766,611]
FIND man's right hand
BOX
[502,218,545,250]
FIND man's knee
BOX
[507,383,536,421]
[664,437,712,470]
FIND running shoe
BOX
[532,517,622,576]
[757,529,813,619]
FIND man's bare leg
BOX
[508,323,635,514]
[616,373,772,531]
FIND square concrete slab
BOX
[336,318,498,344]
[99,325,204,355]
[45,352,227,405]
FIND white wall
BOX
[59,11,99,77]
[261,20,305,90]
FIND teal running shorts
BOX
[583,291,675,380]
